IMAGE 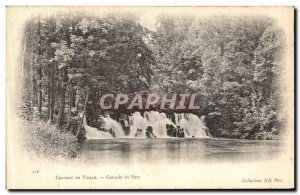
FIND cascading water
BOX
[126,111,208,138]
[144,111,175,137]
[128,112,148,137]
[83,116,113,139]
[102,115,125,137]
[84,111,209,139]
[174,113,208,137]
[127,111,175,137]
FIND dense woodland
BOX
[19,13,285,146]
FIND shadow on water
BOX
[77,138,286,165]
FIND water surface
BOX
[78,138,285,164]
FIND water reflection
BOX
[78,138,285,165]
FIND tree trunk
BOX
[48,20,56,123]
[30,42,35,110]
[76,87,90,138]
[37,68,42,114]
[63,24,73,129]
[47,70,51,117]
[69,87,76,108]
[37,19,42,114]
[66,86,74,129]
[48,64,55,123]
[57,67,68,126]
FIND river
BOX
[77,138,285,164]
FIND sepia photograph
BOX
[6,6,294,189]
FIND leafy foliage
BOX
[21,14,285,141]
[150,16,285,139]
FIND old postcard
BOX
[6,6,294,189]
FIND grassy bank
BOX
[21,120,80,158]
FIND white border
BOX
[1,1,297,194]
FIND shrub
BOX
[255,131,273,140]
[21,120,80,158]
[18,100,33,121]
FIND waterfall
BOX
[127,111,174,137]
[144,111,175,137]
[174,113,208,137]
[127,111,208,138]
[84,111,209,139]
[83,116,113,139]
[102,115,125,137]
[127,112,148,137]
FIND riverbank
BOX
[21,120,80,158]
